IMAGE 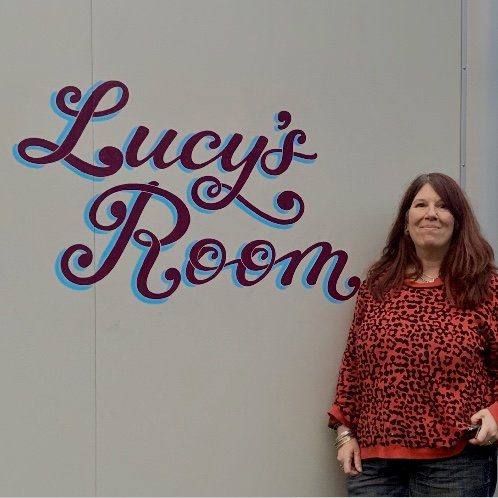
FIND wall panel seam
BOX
[460,0,468,189]
[90,0,97,495]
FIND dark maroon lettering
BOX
[59,181,190,293]
[125,126,179,169]
[134,229,183,300]
[185,239,227,284]
[226,240,276,286]
[15,81,359,304]
[16,81,128,178]
[260,130,317,177]
[276,242,361,301]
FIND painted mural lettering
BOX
[14,80,360,303]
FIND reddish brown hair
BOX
[366,173,496,308]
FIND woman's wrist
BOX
[337,424,351,436]
[335,425,356,449]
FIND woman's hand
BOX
[469,408,498,446]
[337,435,362,475]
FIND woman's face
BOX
[407,183,455,255]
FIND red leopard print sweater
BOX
[328,274,498,459]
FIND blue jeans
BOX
[346,444,497,497]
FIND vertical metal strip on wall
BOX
[460,0,468,189]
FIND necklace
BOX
[419,272,440,283]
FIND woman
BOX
[328,173,498,496]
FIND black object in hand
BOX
[464,424,481,439]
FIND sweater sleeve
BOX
[327,284,366,431]
[485,275,498,422]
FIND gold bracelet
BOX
[335,435,353,450]
[334,430,356,450]
[337,429,352,438]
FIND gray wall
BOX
[1,1,465,495]
[466,0,498,255]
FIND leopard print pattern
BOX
[332,274,498,450]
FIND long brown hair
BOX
[366,173,496,309]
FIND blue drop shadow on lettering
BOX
[88,190,139,268]
[285,127,316,166]
[49,94,82,148]
[293,153,317,165]
[256,250,267,263]
[256,133,284,180]
[48,92,98,182]
[62,80,124,123]
[224,243,273,288]
[130,241,171,305]
[302,251,333,289]
[273,251,352,302]
[74,257,87,273]
[322,259,356,304]
[272,192,287,215]
[203,133,220,152]
[181,239,225,288]
[50,80,123,123]
[54,249,92,291]
[272,258,291,290]
[178,131,221,171]
[215,133,234,174]
[176,133,196,173]
[13,139,101,183]
[96,217,127,270]
[13,82,119,179]
[127,190,182,304]
[271,192,300,227]
[216,135,259,175]
[130,232,177,253]
[84,193,107,235]
[104,203,116,228]
[64,157,104,182]
[43,88,98,181]
[181,240,198,288]
[144,192,179,229]
[273,112,281,132]
[50,88,81,121]
[121,126,140,171]
[187,178,297,230]
[84,193,134,237]
[12,144,47,169]
[227,265,243,288]
[93,84,124,123]
[88,149,118,183]
[96,189,179,271]
[232,193,294,230]
[186,177,219,215]
[225,245,243,288]
[49,81,123,180]
[271,250,327,291]
[271,252,347,300]
[121,127,176,172]
[148,129,177,170]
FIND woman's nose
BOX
[425,204,438,218]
